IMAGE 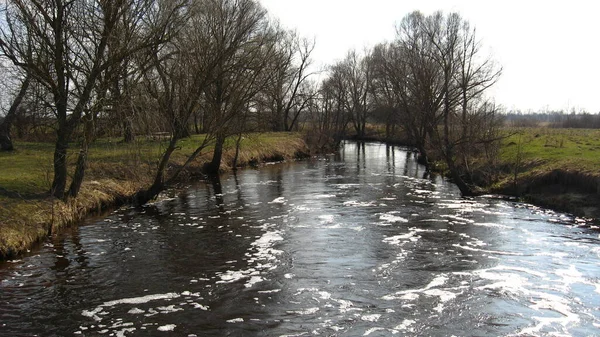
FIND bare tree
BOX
[0,71,30,151]
[200,0,276,174]
[0,0,181,199]
[258,28,316,132]
[342,49,374,138]
[360,11,502,194]
[307,63,351,151]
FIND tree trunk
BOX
[194,112,200,134]
[67,116,94,198]
[135,137,178,204]
[122,118,135,143]
[205,133,225,174]
[232,132,243,171]
[51,133,69,199]
[0,76,31,151]
[446,155,475,196]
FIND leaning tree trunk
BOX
[231,132,243,171]
[205,133,225,174]
[67,115,94,198]
[0,76,31,151]
[135,137,178,204]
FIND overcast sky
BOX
[259,0,600,113]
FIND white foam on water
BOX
[156,305,183,313]
[363,327,385,335]
[344,200,377,207]
[127,308,145,315]
[314,194,336,199]
[515,292,581,336]
[453,244,524,256]
[334,183,362,189]
[115,327,136,337]
[190,303,209,310]
[440,214,474,224]
[423,289,457,302]
[382,232,419,246]
[287,307,319,315]
[472,222,512,229]
[226,318,244,323]
[475,269,529,293]
[379,213,409,223]
[394,319,416,331]
[361,314,381,322]
[82,293,181,321]
[318,214,335,223]
[556,265,585,285]
[278,332,310,337]
[245,275,264,288]
[318,291,331,300]
[335,299,355,313]
[218,230,283,288]
[157,324,176,331]
[217,270,246,284]
[382,274,454,305]
[269,197,286,204]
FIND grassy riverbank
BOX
[0,132,309,259]
[492,128,600,218]
[350,125,600,220]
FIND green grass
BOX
[0,142,55,195]
[500,127,600,175]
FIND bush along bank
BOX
[0,132,310,260]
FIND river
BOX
[1,142,599,336]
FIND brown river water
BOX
[1,141,599,336]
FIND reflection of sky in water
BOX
[0,142,599,336]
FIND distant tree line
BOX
[0,1,502,200]
[504,111,600,129]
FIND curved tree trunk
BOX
[0,76,31,151]
[67,115,95,198]
[205,133,225,174]
[135,137,178,204]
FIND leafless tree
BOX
[0,0,183,199]
[257,28,316,132]
[200,0,276,174]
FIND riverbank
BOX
[0,132,310,259]
[491,128,600,220]
[348,126,600,221]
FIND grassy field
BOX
[0,132,308,258]
[493,127,600,218]
[499,127,600,175]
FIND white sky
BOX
[259,0,600,113]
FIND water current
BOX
[1,142,599,336]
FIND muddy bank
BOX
[493,169,600,220]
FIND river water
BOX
[1,142,599,337]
